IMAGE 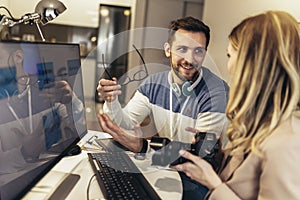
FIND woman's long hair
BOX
[226,11,300,156]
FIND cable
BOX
[0,6,17,20]
[86,174,96,200]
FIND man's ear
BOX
[13,50,24,65]
[164,42,171,57]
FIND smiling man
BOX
[97,16,229,199]
[164,27,207,82]
[98,16,229,143]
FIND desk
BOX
[23,130,182,199]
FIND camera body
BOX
[151,132,222,171]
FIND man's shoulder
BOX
[201,67,229,89]
[149,70,169,79]
[141,71,169,85]
[137,71,170,103]
[138,71,169,92]
[202,67,225,80]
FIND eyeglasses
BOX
[101,54,113,80]
[102,44,149,86]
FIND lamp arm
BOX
[0,12,41,27]
[35,22,46,42]
[0,15,17,27]
[0,0,67,41]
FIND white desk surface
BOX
[23,130,182,200]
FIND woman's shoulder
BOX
[261,114,300,156]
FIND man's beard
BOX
[171,62,200,83]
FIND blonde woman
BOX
[171,10,300,199]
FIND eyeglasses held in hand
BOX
[101,44,149,85]
[102,53,113,80]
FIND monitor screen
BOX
[0,41,87,200]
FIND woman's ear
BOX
[164,42,171,57]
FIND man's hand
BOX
[40,80,73,104]
[97,113,143,152]
[97,78,122,102]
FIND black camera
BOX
[151,132,223,171]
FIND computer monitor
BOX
[0,41,87,200]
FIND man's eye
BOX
[195,47,205,55]
[227,53,231,58]
[177,47,187,52]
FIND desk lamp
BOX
[0,0,66,41]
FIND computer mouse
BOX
[66,145,82,156]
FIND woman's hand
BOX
[170,150,222,190]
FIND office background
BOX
[2,0,300,130]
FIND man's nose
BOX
[184,51,195,64]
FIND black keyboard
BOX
[88,152,161,200]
